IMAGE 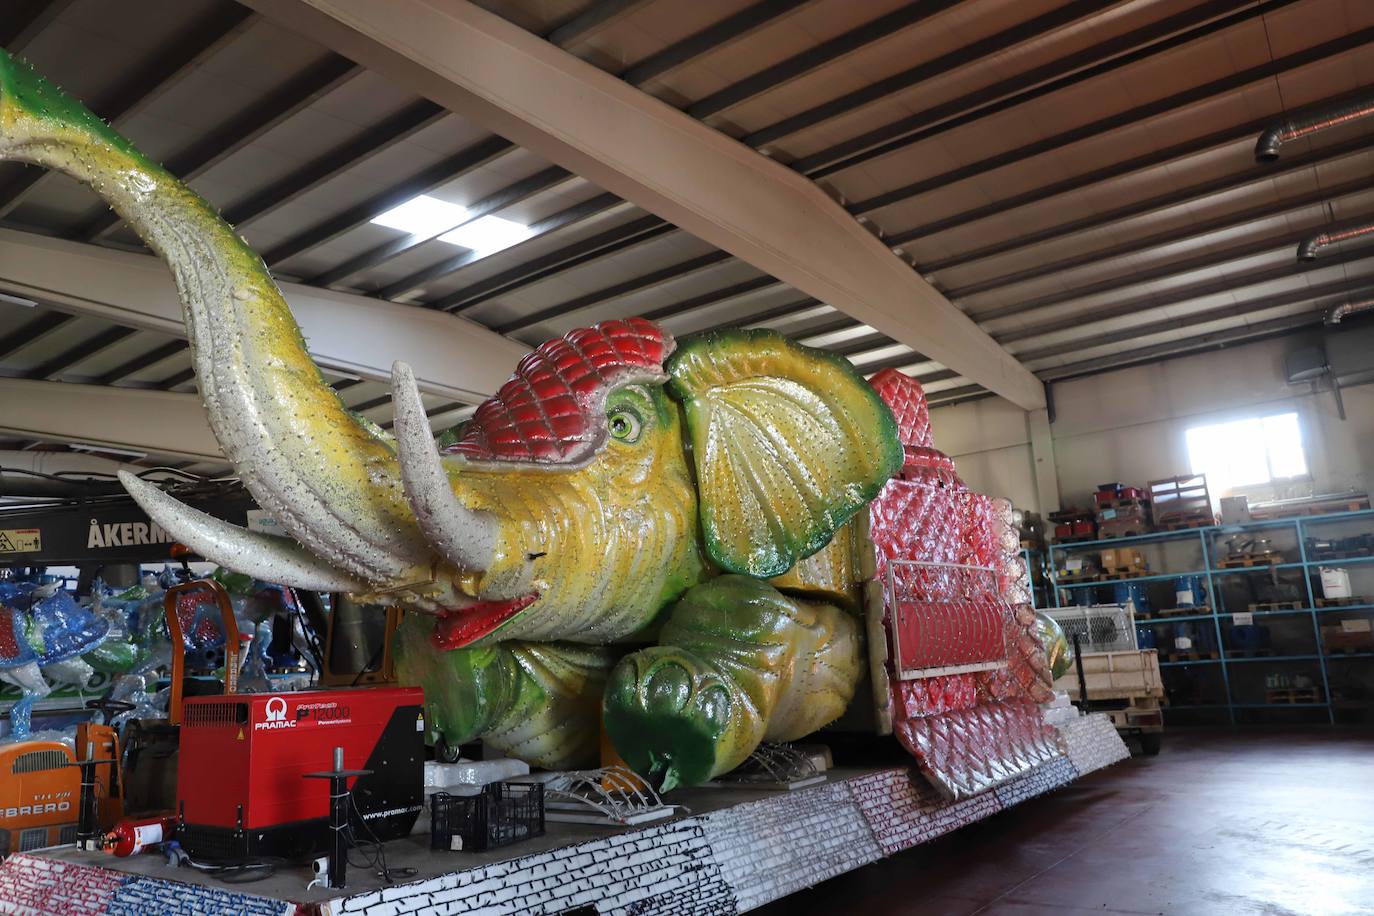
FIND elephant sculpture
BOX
[0,53,1050,791]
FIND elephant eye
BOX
[607,408,642,443]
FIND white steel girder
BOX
[241,0,1047,410]
[0,229,530,403]
[0,379,222,462]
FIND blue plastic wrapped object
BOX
[1230,624,1271,652]
[1172,576,1206,609]
[0,587,109,670]
[0,583,110,739]
[1113,581,1150,615]
[1136,626,1157,650]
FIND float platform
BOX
[0,714,1126,915]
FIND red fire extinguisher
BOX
[103,815,177,857]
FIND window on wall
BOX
[1185,411,1308,494]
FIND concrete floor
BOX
[756,728,1374,916]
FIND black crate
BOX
[430,782,544,852]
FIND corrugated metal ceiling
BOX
[2,0,1372,471]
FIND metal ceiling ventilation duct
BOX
[1326,297,1374,325]
[1296,222,1374,261]
[1254,94,1374,161]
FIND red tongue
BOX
[431,593,538,650]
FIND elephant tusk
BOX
[118,472,368,593]
[390,362,499,573]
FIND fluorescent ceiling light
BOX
[440,215,534,254]
[371,195,468,237]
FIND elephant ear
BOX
[667,328,902,578]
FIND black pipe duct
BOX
[1326,297,1374,324]
[1255,94,1374,161]
[1297,222,1374,261]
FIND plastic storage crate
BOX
[430,781,545,852]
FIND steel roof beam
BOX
[977,218,1374,325]
[830,12,1364,201]
[545,0,654,48]
[745,0,1114,147]
[946,172,1374,300]
[378,192,626,300]
[95,339,189,386]
[857,84,1374,251]
[1002,269,1373,351]
[381,193,632,300]
[917,127,1374,273]
[251,0,1043,407]
[1,0,74,52]
[24,327,138,381]
[156,367,197,391]
[72,53,361,242]
[387,0,1290,326]
[0,228,530,402]
[342,0,970,303]
[620,0,810,86]
[688,0,963,122]
[289,0,802,293]
[223,99,446,229]
[430,215,673,313]
[636,276,784,324]
[807,0,1301,182]
[1037,314,1321,383]
[1012,286,1345,363]
[0,379,222,462]
[378,0,1113,308]
[925,384,987,406]
[261,134,514,267]
[309,164,576,287]
[496,250,734,335]
[0,311,76,361]
[0,4,256,221]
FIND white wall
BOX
[929,333,1374,514]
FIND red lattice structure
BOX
[868,370,1061,800]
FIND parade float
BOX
[0,50,1126,914]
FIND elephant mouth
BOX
[431,592,539,650]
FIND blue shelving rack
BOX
[1046,508,1374,724]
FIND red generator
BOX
[175,687,424,862]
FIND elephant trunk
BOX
[0,52,428,585]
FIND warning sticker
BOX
[0,529,40,553]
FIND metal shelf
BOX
[1055,569,1209,589]
[1041,507,1374,725]
[1169,702,1332,710]
[1158,654,1323,668]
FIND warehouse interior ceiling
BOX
[2,0,1373,478]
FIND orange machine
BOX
[163,579,241,725]
[0,741,79,855]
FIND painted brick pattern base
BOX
[849,768,1003,856]
[335,819,733,916]
[1059,712,1131,776]
[699,780,882,912]
[0,716,1128,916]
[0,854,288,916]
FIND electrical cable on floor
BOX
[345,792,416,884]
[168,845,283,884]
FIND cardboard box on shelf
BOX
[1101,547,1145,570]
[1323,620,1374,652]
